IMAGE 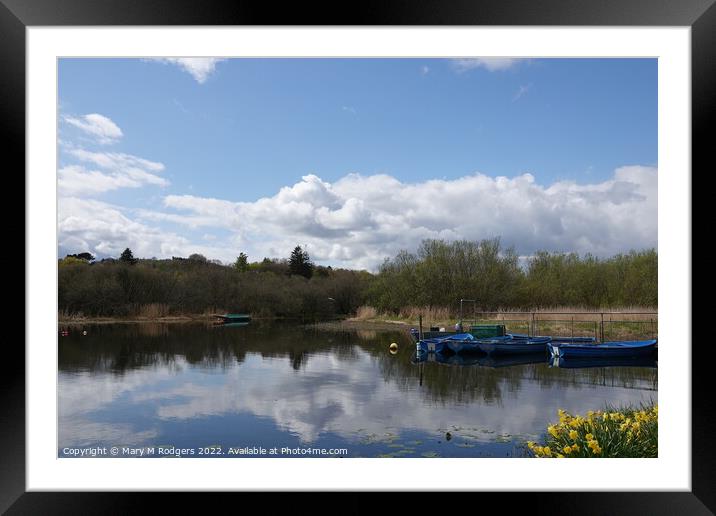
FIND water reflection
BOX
[58,323,657,457]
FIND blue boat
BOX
[548,339,657,359]
[475,336,551,356]
[415,333,476,354]
[549,336,597,344]
[416,333,552,356]
[409,324,506,342]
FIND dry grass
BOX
[58,309,86,321]
[137,303,171,318]
[397,306,452,323]
[202,307,228,317]
[349,304,658,340]
[486,306,658,322]
[353,305,378,320]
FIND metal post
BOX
[571,316,574,339]
[600,313,604,343]
[531,312,535,337]
[651,318,655,340]
[419,314,423,340]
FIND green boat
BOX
[212,313,251,324]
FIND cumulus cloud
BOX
[57,110,656,269]
[59,198,182,258]
[150,58,226,83]
[451,58,522,72]
[58,198,240,261]
[63,113,123,144]
[135,166,657,270]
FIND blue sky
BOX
[58,58,657,270]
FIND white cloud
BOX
[139,166,657,270]
[64,113,123,145]
[68,148,165,172]
[58,149,168,196]
[59,165,144,196]
[58,198,239,261]
[451,58,522,72]
[150,58,226,83]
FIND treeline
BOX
[58,250,372,320]
[368,238,657,313]
[58,239,657,320]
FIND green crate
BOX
[469,324,506,338]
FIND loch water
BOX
[58,322,657,458]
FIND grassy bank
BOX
[526,402,658,458]
[346,305,658,340]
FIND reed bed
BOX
[136,303,171,318]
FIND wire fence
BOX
[458,311,658,342]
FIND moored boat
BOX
[410,324,506,342]
[416,333,552,356]
[415,332,475,354]
[548,339,657,359]
[475,336,551,356]
[549,336,597,344]
[212,313,252,325]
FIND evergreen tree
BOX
[289,246,313,278]
[234,253,249,272]
[119,247,137,265]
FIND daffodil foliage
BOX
[527,404,657,458]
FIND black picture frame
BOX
[5,0,708,512]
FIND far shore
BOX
[59,310,657,340]
[60,315,209,325]
[58,314,417,332]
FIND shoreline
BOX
[59,311,658,339]
[58,315,418,332]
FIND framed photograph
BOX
[8,0,708,511]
